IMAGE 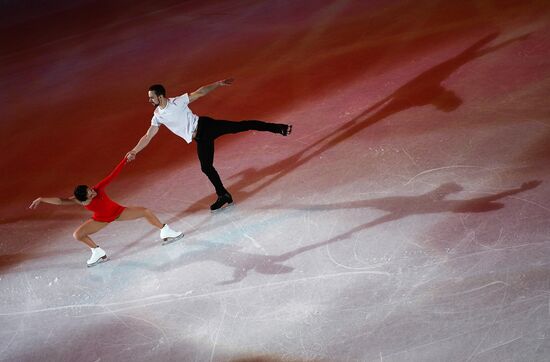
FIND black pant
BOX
[194,116,283,196]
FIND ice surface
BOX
[1,1,550,361]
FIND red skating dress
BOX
[84,158,127,222]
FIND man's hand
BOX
[126,150,137,162]
[29,198,42,209]
[218,78,234,86]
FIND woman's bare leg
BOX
[117,206,163,229]
[73,220,109,248]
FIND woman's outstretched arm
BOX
[29,197,79,209]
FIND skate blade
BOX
[87,255,108,267]
[162,233,184,246]
[210,202,235,213]
[284,124,292,136]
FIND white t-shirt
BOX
[151,93,199,144]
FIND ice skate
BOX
[87,247,107,267]
[160,224,184,245]
[279,124,292,136]
[210,192,233,211]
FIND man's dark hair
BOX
[149,84,166,97]
[74,185,89,202]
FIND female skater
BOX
[29,157,183,267]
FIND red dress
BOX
[84,158,127,222]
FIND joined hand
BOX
[126,151,137,162]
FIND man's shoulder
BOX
[151,108,163,125]
[172,93,189,104]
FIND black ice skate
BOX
[279,124,292,136]
[210,192,233,211]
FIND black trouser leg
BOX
[196,116,283,139]
[196,138,228,196]
[194,116,285,196]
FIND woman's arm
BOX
[29,197,79,209]
[94,157,128,190]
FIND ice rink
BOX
[1,1,550,361]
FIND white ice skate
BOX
[160,224,184,245]
[87,247,107,267]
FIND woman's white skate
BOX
[160,224,184,245]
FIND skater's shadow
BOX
[159,239,295,285]
[0,249,89,273]
[0,252,35,273]
[151,181,540,284]
[265,180,541,219]
[261,180,542,255]
[166,31,529,228]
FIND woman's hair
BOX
[74,185,89,202]
[149,84,166,97]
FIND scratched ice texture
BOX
[1,1,550,361]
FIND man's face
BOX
[148,91,161,107]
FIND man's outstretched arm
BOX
[189,78,234,103]
[126,125,159,161]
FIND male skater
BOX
[126,79,292,211]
